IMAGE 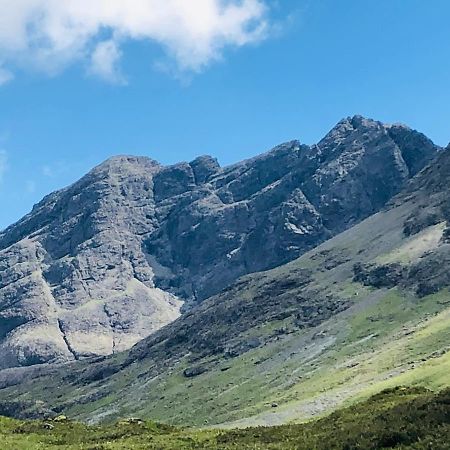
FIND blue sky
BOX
[0,0,449,230]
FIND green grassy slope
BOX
[1,200,449,427]
[0,150,449,427]
[0,387,449,449]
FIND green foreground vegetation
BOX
[1,386,449,449]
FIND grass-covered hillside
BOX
[0,387,449,449]
[0,149,449,427]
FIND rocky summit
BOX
[0,116,439,369]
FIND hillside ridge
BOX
[0,116,440,368]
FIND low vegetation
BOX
[0,387,449,449]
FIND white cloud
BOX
[0,150,8,181]
[90,39,126,84]
[0,0,269,84]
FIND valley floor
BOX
[0,387,449,449]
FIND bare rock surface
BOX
[0,116,439,368]
[0,157,182,368]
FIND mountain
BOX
[0,142,448,426]
[0,116,439,369]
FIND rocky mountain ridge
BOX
[0,116,440,368]
[1,145,449,426]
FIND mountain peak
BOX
[0,117,441,370]
[92,155,161,174]
[385,121,412,130]
[190,154,220,166]
[320,115,382,145]
[334,115,411,132]
[349,114,381,129]
[189,155,221,184]
[332,115,379,130]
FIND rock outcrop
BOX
[0,116,439,368]
[0,157,183,368]
[145,116,438,301]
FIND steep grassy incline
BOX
[0,387,449,449]
[0,149,449,427]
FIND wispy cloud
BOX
[26,179,37,194]
[89,39,126,85]
[41,165,53,177]
[41,160,70,178]
[0,0,269,84]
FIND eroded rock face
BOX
[353,262,407,289]
[0,157,183,369]
[0,117,439,368]
[145,116,438,301]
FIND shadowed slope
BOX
[0,117,439,368]
[0,149,449,426]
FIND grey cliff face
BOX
[145,116,438,301]
[0,156,183,369]
[0,117,439,368]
